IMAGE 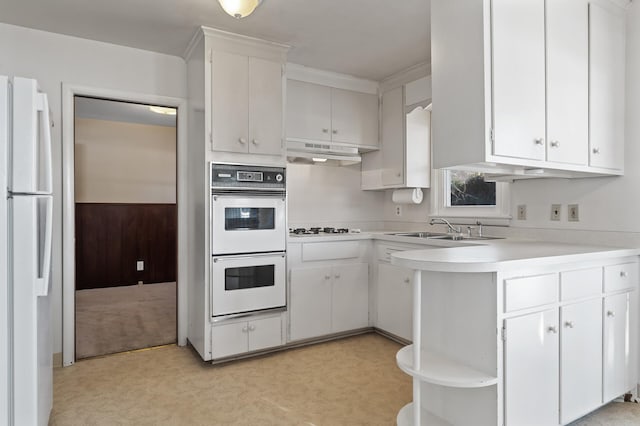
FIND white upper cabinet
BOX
[546,0,589,166]
[492,0,546,161]
[431,0,625,178]
[286,79,379,148]
[212,52,283,156]
[589,1,626,171]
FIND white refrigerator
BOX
[0,76,53,426]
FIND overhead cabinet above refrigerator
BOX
[431,0,626,180]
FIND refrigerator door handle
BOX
[37,93,53,194]
[35,196,53,297]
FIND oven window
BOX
[225,265,275,290]
[225,208,275,230]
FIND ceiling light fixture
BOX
[149,106,177,115]
[218,0,263,19]
[312,158,328,163]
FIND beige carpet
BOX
[75,282,176,359]
[51,332,640,425]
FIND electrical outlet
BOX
[395,206,402,216]
[568,204,579,222]
[517,205,527,220]
[138,281,143,286]
[136,260,144,271]
[551,204,561,221]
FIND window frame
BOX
[429,169,512,225]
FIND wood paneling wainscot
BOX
[75,203,177,290]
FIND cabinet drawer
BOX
[504,273,559,312]
[561,268,602,301]
[604,263,636,293]
[302,241,360,261]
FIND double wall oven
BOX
[210,163,287,318]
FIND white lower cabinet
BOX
[376,263,412,341]
[289,263,368,341]
[504,309,559,426]
[211,315,282,359]
[603,292,631,402]
[561,298,603,424]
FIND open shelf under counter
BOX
[396,345,498,388]
[397,402,452,426]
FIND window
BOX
[430,169,511,224]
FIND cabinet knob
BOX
[239,137,247,144]
[534,138,544,145]
[334,274,341,279]
[322,128,329,133]
[252,139,259,145]
[396,172,401,177]
[325,275,331,280]
[332,129,338,134]
[547,326,558,334]
[242,326,248,333]
[607,311,615,318]
[592,147,600,154]
[404,278,411,284]
[620,271,628,278]
[249,325,256,331]
[550,141,560,148]
[564,321,574,328]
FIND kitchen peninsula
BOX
[391,241,640,425]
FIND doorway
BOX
[73,97,177,359]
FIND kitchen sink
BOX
[389,232,503,241]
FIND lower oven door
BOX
[211,194,286,255]
[211,252,286,317]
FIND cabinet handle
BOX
[322,128,329,133]
[325,275,331,280]
[547,326,558,334]
[239,137,247,144]
[607,311,615,318]
[334,274,341,279]
[564,321,574,328]
[249,325,256,331]
[332,129,338,134]
[404,278,411,284]
[534,138,544,145]
[620,271,628,278]
[252,139,259,145]
[592,147,600,154]
[550,141,560,148]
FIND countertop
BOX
[390,240,640,273]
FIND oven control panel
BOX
[211,163,286,190]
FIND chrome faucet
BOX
[429,218,461,234]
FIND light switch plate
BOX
[517,205,527,220]
[551,204,561,221]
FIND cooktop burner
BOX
[290,227,354,236]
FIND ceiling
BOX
[75,97,177,128]
[0,0,430,81]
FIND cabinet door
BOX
[603,292,631,402]
[248,57,283,156]
[560,299,602,424]
[589,3,625,170]
[504,309,559,425]
[376,263,412,341]
[380,87,404,186]
[492,0,546,161]
[289,266,332,341]
[330,88,379,148]
[286,80,331,142]
[248,316,282,352]
[211,322,248,359]
[211,51,249,153]
[332,263,369,333]
[546,0,588,165]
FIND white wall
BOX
[75,118,176,203]
[509,3,640,238]
[287,163,385,230]
[0,23,186,353]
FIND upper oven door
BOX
[211,193,286,255]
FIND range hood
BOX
[286,140,362,166]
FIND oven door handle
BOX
[211,190,286,198]
[212,252,286,262]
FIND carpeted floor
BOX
[50,332,640,425]
[75,282,177,359]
